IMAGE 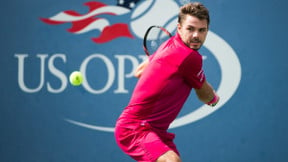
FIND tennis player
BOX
[115,2,219,162]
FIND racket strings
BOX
[145,27,170,55]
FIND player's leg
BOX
[115,120,181,161]
[156,150,182,162]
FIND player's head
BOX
[178,2,210,26]
[177,2,210,50]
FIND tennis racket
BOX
[143,25,172,56]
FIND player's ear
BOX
[177,23,181,32]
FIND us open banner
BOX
[1,0,287,161]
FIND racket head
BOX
[143,25,172,56]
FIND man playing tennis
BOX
[115,2,219,162]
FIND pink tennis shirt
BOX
[119,32,205,131]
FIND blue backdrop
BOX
[1,0,288,161]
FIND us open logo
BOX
[17,0,241,132]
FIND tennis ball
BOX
[69,71,83,86]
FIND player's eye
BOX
[199,28,207,33]
[186,27,195,32]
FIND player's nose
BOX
[192,32,199,38]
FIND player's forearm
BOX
[195,81,219,106]
[195,83,214,103]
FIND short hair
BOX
[178,2,210,26]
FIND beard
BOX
[189,38,202,51]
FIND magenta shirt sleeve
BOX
[180,52,206,89]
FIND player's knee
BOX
[157,150,182,162]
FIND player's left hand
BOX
[134,59,149,78]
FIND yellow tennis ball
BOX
[69,71,83,86]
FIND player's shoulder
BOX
[179,50,203,75]
[172,34,198,56]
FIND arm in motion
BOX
[195,80,219,106]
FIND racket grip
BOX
[206,91,219,107]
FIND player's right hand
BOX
[206,92,219,107]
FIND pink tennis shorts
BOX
[115,119,179,162]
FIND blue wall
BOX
[1,0,288,161]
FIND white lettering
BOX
[114,55,139,93]
[80,54,115,94]
[15,53,146,94]
[47,54,67,93]
[15,54,47,93]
